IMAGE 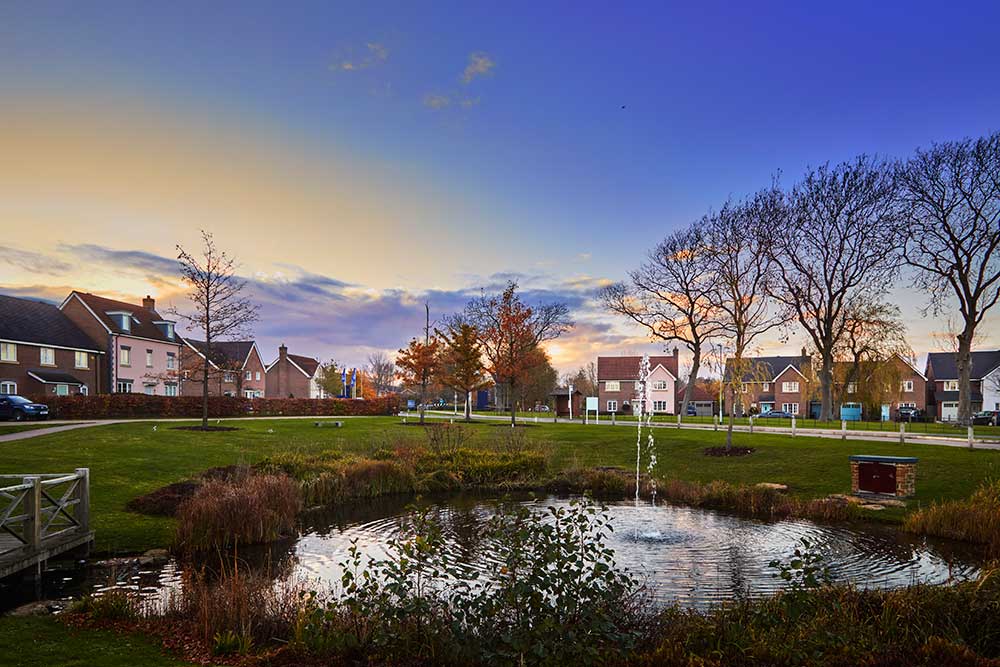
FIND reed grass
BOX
[904,479,1000,556]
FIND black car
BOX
[896,406,924,422]
[972,411,999,426]
[0,395,49,421]
[757,410,794,419]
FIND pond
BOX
[3,494,986,611]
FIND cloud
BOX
[0,247,73,275]
[422,93,451,110]
[61,243,179,278]
[460,97,481,108]
[334,42,389,72]
[462,52,495,84]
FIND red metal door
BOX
[859,462,896,494]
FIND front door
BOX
[859,462,896,494]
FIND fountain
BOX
[635,354,658,506]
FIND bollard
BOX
[749,416,754,434]
[899,422,905,445]
[841,419,847,441]
[611,412,616,426]
[714,414,719,431]
[791,415,796,437]
[676,413,682,429]
[969,425,974,450]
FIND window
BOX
[116,379,133,393]
[146,349,154,368]
[653,400,669,411]
[245,370,252,381]
[55,384,69,396]
[944,380,959,391]
[901,380,914,392]
[108,312,132,332]
[607,400,618,412]
[741,383,749,393]
[782,381,800,393]
[74,351,89,369]
[119,346,131,367]
[164,383,178,397]
[605,381,620,392]
[0,342,16,362]
[762,383,770,392]
[224,372,235,383]
[899,402,916,408]
[847,382,857,394]
[782,402,800,414]
[0,381,16,394]
[80,385,88,396]
[144,384,155,395]
[166,352,176,370]
[255,371,261,381]
[652,380,668,390]
[40,347,55,365]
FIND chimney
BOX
[142,295,155,310]
[801,346,807,358]
[673,347,679,358]
[279,344,288,360]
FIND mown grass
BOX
[0,422,62,436]
[1,416,999,553]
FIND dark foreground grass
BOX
[1,417,999,552]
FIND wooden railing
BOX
[0,469,90,559]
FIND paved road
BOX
[410,410,1000,451]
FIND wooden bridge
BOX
[0,469,93,579]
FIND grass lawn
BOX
[0,423,62,436]
[0,617,196,666]
[1,416,999,554]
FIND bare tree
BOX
[365,351,396,397]
[900,132,1000,425]
[463,281,572,426]
[833,300,912,415]
[767,156,902,421]
[601,225,722,417]
[705,191,787,448]
[171,231,259,429]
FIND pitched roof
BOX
[675,379,717,402]
[64,292,179,344]
[550,386,582,397]
[926,350,1000,380]
[27,369,89,385]
[597,355,678,380]
[185,340,256,368]
[0,294,103,352]
[723,355,810,382]
[288,354,320,378]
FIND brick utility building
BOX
[264,344,326,398]
[0,294,104,396]
[597,350,679,415]
[180,340,267,398]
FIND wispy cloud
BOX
[0,247,73,275]
[333,42,389,72]
[422,93,451,110]
[61,243,179,278]
[462,52,495,83]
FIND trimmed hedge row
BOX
[26,394,400,420]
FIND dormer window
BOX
[106,311,133,333]
[153,321,176,340]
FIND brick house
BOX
[549,386,583,417]
[925,350,1000,421]
[0,294,105,397]
[723,350,814,417]
[180,340,266,398]
[674,378,719,416]
[60,292,183,395]
[835,354,927,420]
[264,344,326,398]
[597,351,678,415]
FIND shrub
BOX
[658,478,858,522]
[419,448,547,487]
[425,422,471,456]
[904,479,1000,556]
[174,474,302,551]
[69,589,143,621]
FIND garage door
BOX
[941,402,958,421]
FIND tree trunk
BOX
[419,376,426,425]
[819,350,834,422]
[957,328,974,427]
[681,347,700,418]
[464,390,471,422]
[725,407,735,449]
[201,341,210,430]
[509,379,517,427]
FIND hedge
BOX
[26,394,400,420]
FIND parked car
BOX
[686,404,697,416]
[972,411,999,426]
[757,410,794,419]
[896,406,925,422]
[0,395,49,421]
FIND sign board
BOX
[585,396,598,411]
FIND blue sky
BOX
[1,1,999,371]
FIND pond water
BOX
[3,494,986,611]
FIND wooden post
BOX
[899,422,905,445]
[714,414,718,431]
[75,468,90,532]
[968,426,974,450]
[611,412,616,426]
[676,413,681,429]
[791,415,796,437]
[23,476,41,551]
[749,416,754,434]
[841,420,847,441]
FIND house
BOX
[60,292,183,395]
[180,340,266,398]
[264,344,326,398]
[723,349,814,417]
[549,386,583,417]
[597,350,678,415]
[835,354,927,421]
[0,294,105,397]
[925,350,1000,421]
[675,378,719,416]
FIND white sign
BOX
[585,396,598,411]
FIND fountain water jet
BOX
[635,353,658,505]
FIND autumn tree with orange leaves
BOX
[396,303,440,424]
[436,322,490,421]
[462,281,572,426]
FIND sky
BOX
[2,1,999,374]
